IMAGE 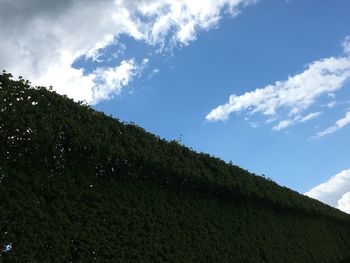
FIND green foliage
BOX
[1,72,350,262]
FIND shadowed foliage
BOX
[1,71,350,262]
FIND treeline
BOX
[0,71,349,222]
[2,170,350,262]
[2,72,350,262]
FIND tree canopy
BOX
[1,72,350,262]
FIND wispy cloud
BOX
[299,112,322,123]
[325,101,336,108]
[313,111,350,139]
[272,120,292,131]
[92,58,148,102]
[272,112,322,131]
[305,169,350,214]
[0,0,257,104]
[206,37,350,132]
[343,36,350,55]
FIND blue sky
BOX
[1,0,350,212]
[94,0,350,192]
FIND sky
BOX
[1,0,350,213]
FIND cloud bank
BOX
[305,169,350,214]
[0,0,257,104]
[206,37,350,134]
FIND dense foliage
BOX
[1,72,350,262]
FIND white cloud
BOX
[92,58,148,103]
[272,112,322,131]
[343,36,350,55]
[272,120,292,131]
[305,169,350,214]
[326,101,336,108]
[313,111,350,139]
[206,38,350,131]
[0,0,256,104]
[33,51,144,104]
[0,0,141,104]
[86,34,116,62]
[298,111,322,123]
[338,192,350,214]
[123,0,258,47]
